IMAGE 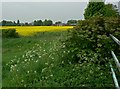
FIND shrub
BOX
[62,16,120,65]
[2,29,19,38]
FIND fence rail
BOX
[109,34,120,89]
[109,34,120,46]
[111,51,120,72]
[109,63,120,89]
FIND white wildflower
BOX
[35,60,38,63]
[22,55,25,58]
[62,61,64,64]
[51,57,54,59]
[30,55,33,58]
[63,45,65,48]
[51,64,54,67]
[28,59,31,61]
[39,56,41,58]
[21,80,24,82]
[24,59,27,62]
[10,69,12,72]
[45,63,48,65]
[17,60,19,63]
[45,77,48,79]
[73,69,75,71]
[27,71,30,73]
[63,51,66,53]
[34,71,37,73]
[50,74,53,77]
[42,68,46,73]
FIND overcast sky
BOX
[1,0,120,23]
[2,2,88,23]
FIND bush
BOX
[62,16,120,65]
[2,29,19,38]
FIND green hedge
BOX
[2,29,19,38]
[62,16,120,65]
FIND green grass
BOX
[2,31,114,87]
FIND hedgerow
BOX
[2,29,19,38]
[62,16,120,65]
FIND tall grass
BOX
[2,31,113,87]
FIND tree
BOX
[84,1,105,19]
[4,21,13,26]
[67,20,77,26]
[1,20,19,26]
[84,0,119,19]
[17,20,20,26]
[33,20,37,26]
[55,21,62,26]
[37,20,43,26]
[101,4,119,17]
[43,19,53,26]
[0,22,2,26]
[2,20,7,26]
[25,22,29,26]
[13,21,16,26]
[34,20,43,26]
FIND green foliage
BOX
[1,19,53,26]
[34,20,43,26]
[84,2,105,19]
[55,21,62,25]
[101,4,119,17]
[1,20,16,26]
[67,20,78,26]
[2,29,19,38]
[17,20,20,26]
[62,16,120,65]
[43,19,53,26]
[2,31,113,87]
[84,2,119,19]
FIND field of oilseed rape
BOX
[0,26,73,36]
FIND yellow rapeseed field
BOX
[0,26,73,36]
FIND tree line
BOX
[0,19,78,26]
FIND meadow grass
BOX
[2,30,114,87]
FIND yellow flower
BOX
[0,26,73,36]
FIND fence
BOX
[109,34,120,89]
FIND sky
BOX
[2,2,87,23]
[1,0,120,23]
